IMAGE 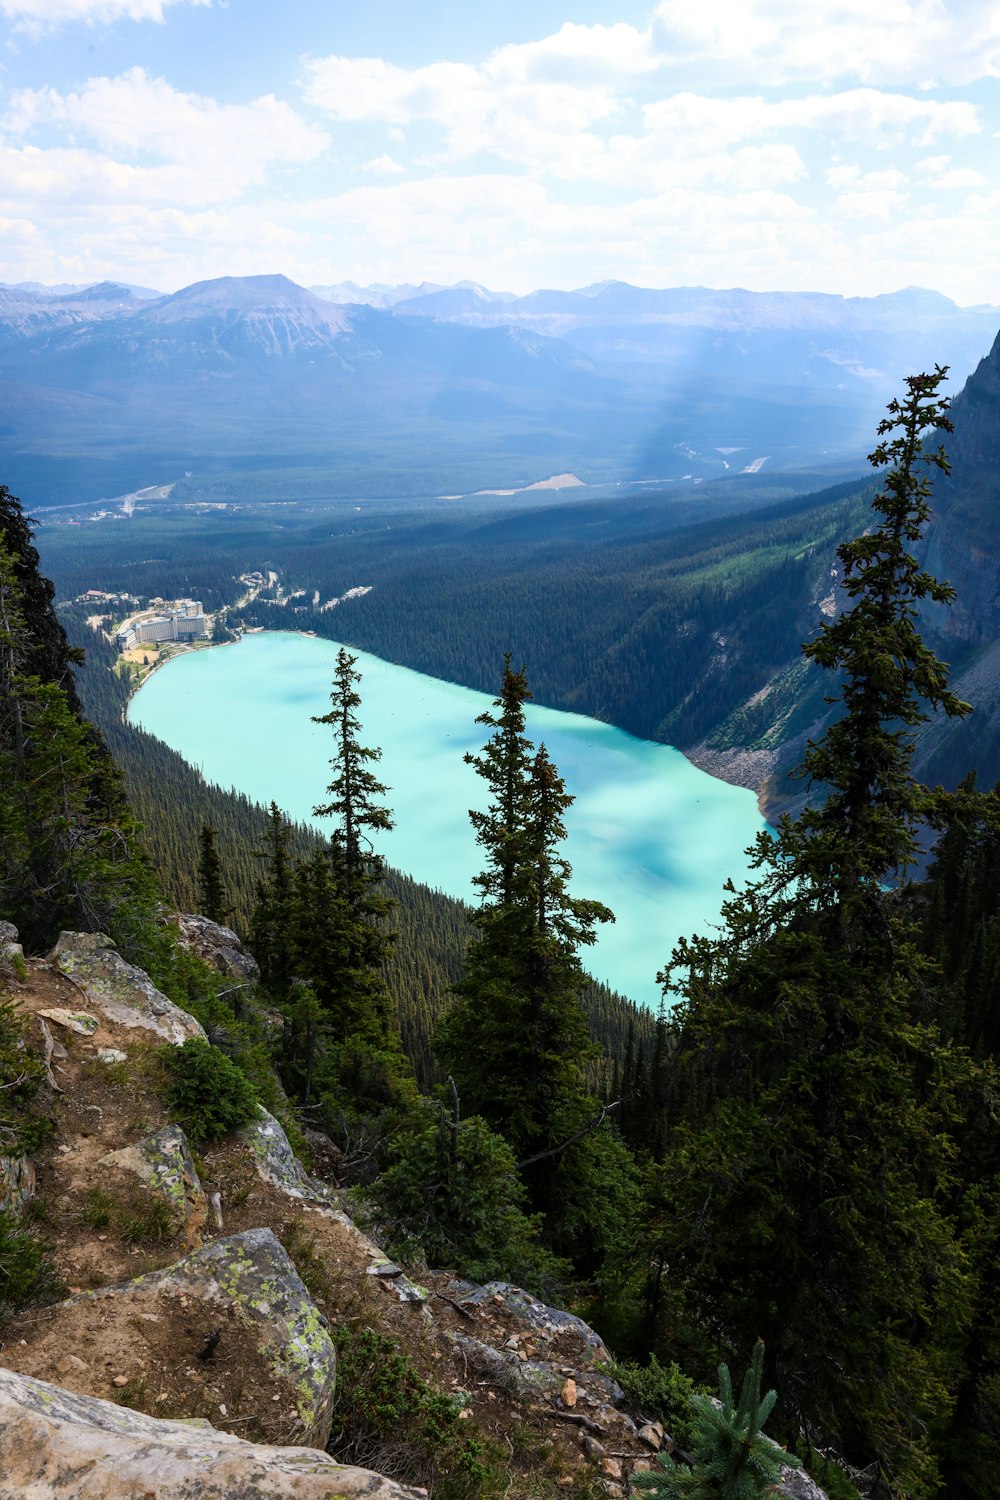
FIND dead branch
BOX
[516,1100,621,1170]
[546,1409,606,1435]
[433,1290,476,1321]
[37,1020,63,1093]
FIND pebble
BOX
[112,1376,129,1388]
[561,1377,577,1409]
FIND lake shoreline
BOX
[127,630,769,1007]
[128,626,769,811]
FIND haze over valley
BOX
[3,271,998,506]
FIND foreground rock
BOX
[47,932,206,1045]
[101,1124,208,1248]
[0,1366,419,1500]
[5,1229,337,1450]
[172,913,261,983]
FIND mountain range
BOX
[2,273,996,506]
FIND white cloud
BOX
[0,0,209,30]
[826,163,911,219]
[362,154,405,176]
[1,6,997,304]
[652,0,1000,86]
[916,153,987,188]
[2,69,328,204]
[302,39,980,185]
[643,89,978,151]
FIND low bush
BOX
[0,1208,64,1323]
[329,1323,497,1500]
[607,1354,698,1451]
[162,1037,259,1146]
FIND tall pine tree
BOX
[644,371,989,1498]
[436,659,634,1266]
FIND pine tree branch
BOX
[516,1100,620,1169]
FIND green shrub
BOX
[76,1184,178,1245]
[0,1208,64,1322]
[76,1188,115,1230]
[607,1354,697,1451]
[162,1037,259,1146]
[329,1323,498,1500]
[363,1101,562,1291]
[118,1191,176,1245]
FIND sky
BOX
[0,1,997,301]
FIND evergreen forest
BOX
[4,369,1000,1500]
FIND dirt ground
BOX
[0,959,652,1489]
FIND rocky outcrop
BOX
[101,1124,207,1248]
[0,1366,419,1500]
[0,919,25,977]
[456,1282,611,1359]
[172,913,261,983]
[47,932,207,1045]
[242,1110,431,1306]
[242,1108,340,1207]
[141,1229,337,1448]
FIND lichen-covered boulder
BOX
[0,1366,421,1499]
[152,1228,337,1448]
[241,1107,340,1207]
[776,1466,830,1500]
[47,932,206,1045]
[173,913,261,983]
[100,1124,207,1247]
[452,1281,611,1359]
[0,920,24,977]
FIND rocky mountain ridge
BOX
[0,920,825,1500]
[4,271,997,504]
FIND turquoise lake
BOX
[128,631,767,1007]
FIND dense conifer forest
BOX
[39,472,870,757]
[7,368,1000,1498]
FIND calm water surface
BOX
[129,631,767,1006]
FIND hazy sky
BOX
[1,1,997,301]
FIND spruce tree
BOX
[313,646,393,900]
[248,656,410,1124]
[0,515,160,959]
[251,801,297,997]
[635,1341,799,1500]
[775,367,970,933]
[437,661,612,1155]
[435,660,633,1263]
[647,372,986,1497]
[198,823,227,924]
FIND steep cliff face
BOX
[921,330,1000,647]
